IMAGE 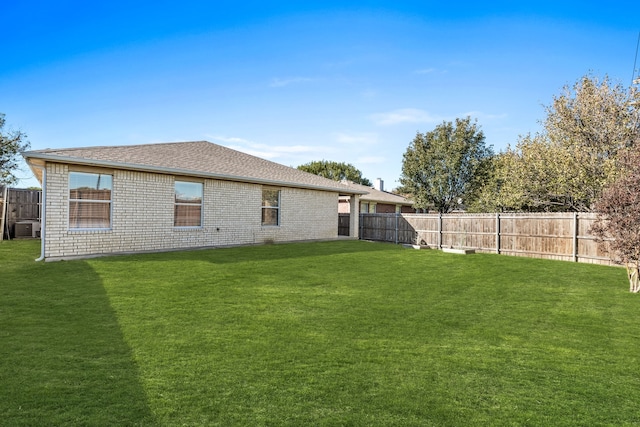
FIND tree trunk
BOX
[627,263,640,293]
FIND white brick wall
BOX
[43,163,340,260]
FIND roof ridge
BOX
[31,140,210,153]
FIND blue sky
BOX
[2,1,638,189]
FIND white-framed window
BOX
[360,202,369,213]
[69,172,112,229]
[262,187,280,226]
[174,181,203,227]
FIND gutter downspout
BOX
[34,165,46,262]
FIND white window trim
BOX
[174,180,204,229]
[262,188,281,227]
[68,172,113,231]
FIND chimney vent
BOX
[374,178,384,192]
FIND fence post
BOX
[395,213,399,245]
[496,212,501,254]
[438,213,443,249]
[573,212,578,262]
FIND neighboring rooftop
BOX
[339,180,414,206]
[23,141,367,195]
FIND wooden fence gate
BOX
[338,213,350,236]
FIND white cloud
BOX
[228,147,280,159]
[207,135,253,144]
[269,77,316,88]
[334,132,378,145]
[370,108,441,126]
[207,135,331,160]
[370,109,507,127]
[233,143,318,159]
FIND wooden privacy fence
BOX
[357,212,614,266]
[1,187,42,239]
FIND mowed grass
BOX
[2,239,640,426]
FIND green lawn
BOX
[1,239,639,426]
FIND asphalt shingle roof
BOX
[23,141,367,195]
[339,180,413,205]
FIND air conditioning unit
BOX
[15,221,33,238]
[14,221,40,238]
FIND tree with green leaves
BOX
[470,134,576,212]
[297,160,372,186]
[400,116,492,213]
[1,113,30,185]
[543,74,638,210]
[477,74,639,212]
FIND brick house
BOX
[23,141,367,261]
[338,179,414,214]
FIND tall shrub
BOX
[592,148,640,292]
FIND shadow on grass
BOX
[0,248,156,426]
[93,239,402,266]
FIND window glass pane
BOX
[69,201,111,228]
[262,208,279,226]
[262,189,279,207]
[261,188,280,226]
[174,181,203,227]
[70,172,112,200]
[69,172,112,229]
[174,205,202,227]
[175,181,203,204]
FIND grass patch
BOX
[2,239,639,426]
